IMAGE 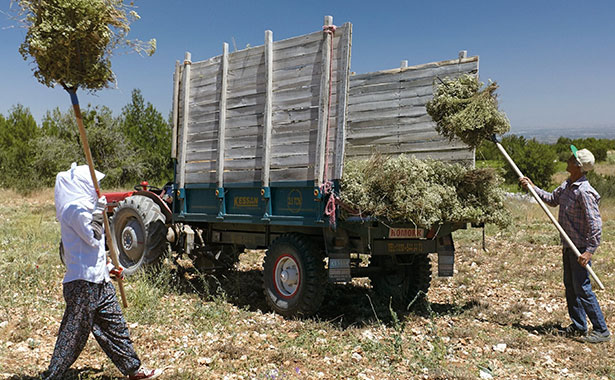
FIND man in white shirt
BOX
[43,164,161,380]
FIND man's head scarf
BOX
[55,163,105,220]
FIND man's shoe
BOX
[582,330,611,344]
[128,367,163,380]
[558,324,587,337]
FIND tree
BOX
[120,89,172,184]
[0,105,39,189]
[33,105,146,187]
[476,138,500,161]
[501,135,557,189]
[554,137,613,162]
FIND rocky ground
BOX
[1,190,614,379]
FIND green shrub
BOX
[500,135,557,189]
[554,137,615,162]
[476,139,500,161]
[587,171,615,198]
[0,105,39,191]
[120,89,172,185]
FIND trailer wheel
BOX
[111,195,169,276]
[262,234,325,317]
[370,254,431,310]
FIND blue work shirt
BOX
[533,175,602,253]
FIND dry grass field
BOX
[1,169,614,379]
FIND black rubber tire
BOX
[262,234,326,317]
[111,195,169,276]
[369,254,432,310]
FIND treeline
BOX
[0,89,172,191]
[477,135,615,196]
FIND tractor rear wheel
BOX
[369,254,431,310]
[262,234,326,317]
[111,195,169,276]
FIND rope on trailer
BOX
[321,23,338,229]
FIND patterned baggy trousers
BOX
[43,280,141,379]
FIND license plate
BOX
[388,228,424,239]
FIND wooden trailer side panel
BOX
[345,56,479,166]
[176,20,353,186]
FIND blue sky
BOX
[1,0,614,133]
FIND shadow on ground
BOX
[9,366,121,380]
[513,321,564,336]
[166,262,483,329]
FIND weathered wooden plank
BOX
[218,151,326,171]
[186,128,337,157]
[349,61,477,88]
[190,69,221,89]
[189,82,222,104]
[191,55,223,68]
[346,149,474,164]
[347,116,434,132]
[348,96,428,113]
[349,88,433,106]
[348,136,467,152]
[350,85,433,105]
[224,170,263,183]
[227,39,331,70]
[349,78,432,97]
[272,30,321,51]
[350,56,478,80]
[347,143,472,156]
[270,167,311,182]
[180,20,352,186]
[190,60,222,88]
[349,107,427,123]
[188,135,261,154]
[185,170,217,184]
[348,127,442,144]
[176,65,184,154]
[223,52,343,87]
[186,146,218,161]
[189,162,334,184]
[178,52,192,189]
[334,21,351,180]
[347,114,433,130]
[269,165,334,183]
[262,30,274,187]
[273,107,321,126]
[189,99,223,119]
[352,69,455,90]
[217,43,229,187]
[228,45,265,71]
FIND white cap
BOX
[570,145,595,172]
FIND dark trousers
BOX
[563,248,609,333]
[43,280,141,379]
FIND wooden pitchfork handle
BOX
[68,89,129,307]
[490,135,605,290]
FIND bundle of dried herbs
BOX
[426,74,510,149]
[340,155,511,228]
[15,0,155,91]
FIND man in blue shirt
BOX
[520,145,610,343]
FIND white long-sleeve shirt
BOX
[55,164,110,284]
[59,199,110,284]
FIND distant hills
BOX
[509,125,615,143]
